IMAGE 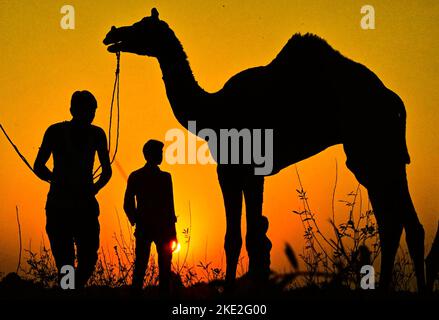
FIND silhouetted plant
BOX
[290,165,419,291]
[18,221,225,289]
[291,165,380,289]
[23,245,58,288]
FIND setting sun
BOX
[172,240,181,254]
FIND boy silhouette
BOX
[34,90,112,288]
[124,139,177,292]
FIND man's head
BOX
[70,90,97,124]
[143,139,164,165]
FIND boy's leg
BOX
[157,239,173,294]
[132,233,151,289]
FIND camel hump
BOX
[272,33,344,66]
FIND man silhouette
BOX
[34,90,112,288]
[124,140,177,292]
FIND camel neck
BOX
[157,39,207,127]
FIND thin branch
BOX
[295,165,337,252]
[331,159,338,223]
[178,201,192,273]
[15,206,22,274]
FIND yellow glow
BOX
[171,241,181,254]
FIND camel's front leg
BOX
[243,175,272,281]
[217,166,243,284]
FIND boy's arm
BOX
[33,127,53,182]
[167,174,177,224]
[123,175,137,226]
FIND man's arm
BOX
[33,127,53,182]
[123,174,137,226]
[94,128,112,194]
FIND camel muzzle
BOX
[103,25,133,46]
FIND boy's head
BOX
[70,90,97,124]
[143,139,164,165]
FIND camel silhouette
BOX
[104,8,426,291]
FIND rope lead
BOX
[0,123,36,175]
[0,53,121,181]
[94,52,121,179]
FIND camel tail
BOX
[402,105,411,165]
[392,91,411,165]
[400,101,411,165]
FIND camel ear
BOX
[151,8,159,20]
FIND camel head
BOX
[103,8,171,57]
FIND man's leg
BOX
[45,211,75,285]
[74,214,100,288]
[132,233,151,290]
[157,239,173,294]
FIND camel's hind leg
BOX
[366,179,404,290]
[426,222,439,291]
[343,89,425,291]
[397,172,426,292]
[351,163,425,291]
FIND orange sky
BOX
[0,0,438,275]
